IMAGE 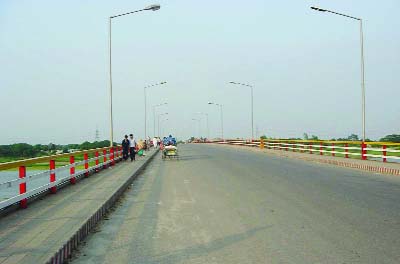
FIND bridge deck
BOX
[71,144,400,264]
[0,149,156,264]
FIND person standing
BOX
[121,135,130,161]
[129,134,137,161]
[152,137,157,149]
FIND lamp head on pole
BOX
[145,4,161,11]
[311,6,327,12]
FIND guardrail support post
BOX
[115,147,119,162]
[50,160,56,194]
[70,156,76,184]
[361,142,367,160]
[84,153,89,177]
[309,143,312,154]
[332,143,335,157]
[19,166,27,209]
[383,145,387,162]
[111,147,115,166]
[345,143,349,158]
[103,149,107,169]
[95,151,99,172]
[260,139,264,149]
[319,143,323,155]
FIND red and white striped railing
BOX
[210,139,400,163]
[0,146,123,210]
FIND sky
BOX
[0,0,399,144]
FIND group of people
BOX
[121,135,163,161]
[121,134,137,162]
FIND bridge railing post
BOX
[103,149,107,169]
[95,151,99,172]
[361,142,367,160]
[309,143,312,154]
[260,139,264,149]
[84,153,89,177]
[111,147,115,166]
[19,166,27,209]
[345,143,349,158]
[50,160,56,193]
[332,143,335,157]
[319,142,323,155]
[70,155,76,184]
[383,145,387,162]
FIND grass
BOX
[1,153,111,171]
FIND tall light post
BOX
[160,118,169,136]
[208,102,224,140]
[108,4,161,147]
[229,81,254,140]
[191,118,201,138]
[158,112,168,136]
[196,112,209,139]
[144,82,167,139]
[153,102,168,137]
[311,6,366,142]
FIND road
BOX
[71,144,400,264]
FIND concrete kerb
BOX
[46,148,159,264]
[212,143,400,176]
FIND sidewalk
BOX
[217,144,400,176]
[0,149,158,264]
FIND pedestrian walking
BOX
[122,135,130,161]
[129,134,137,161]
[152,137,157,149]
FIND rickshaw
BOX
[161,135,178,160]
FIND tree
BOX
[260,135,267,140]
[303,133,309,140]
[380,134,400,143]
[310,135,319,140]
[347,134,359,141]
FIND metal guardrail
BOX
[0,146,123,210]
[210,139,400,163]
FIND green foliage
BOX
[335,134,360,141]
[0,140,112,159]
[380,134,400,143]
[260,135,267,139]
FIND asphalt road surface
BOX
[71,144,400,264]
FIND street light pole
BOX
[208,102,224,140]
[153,102,167,137]
[311,6,366,141]
[196,112,209,139]
[229,82,254,140]
[160,118,168,136]
[144,82,167,139]
[108,4,161,147]
[191,118,201,138]
[158,112,168,136]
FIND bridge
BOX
[1,141,400,264]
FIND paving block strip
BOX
[0,149,159,264]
